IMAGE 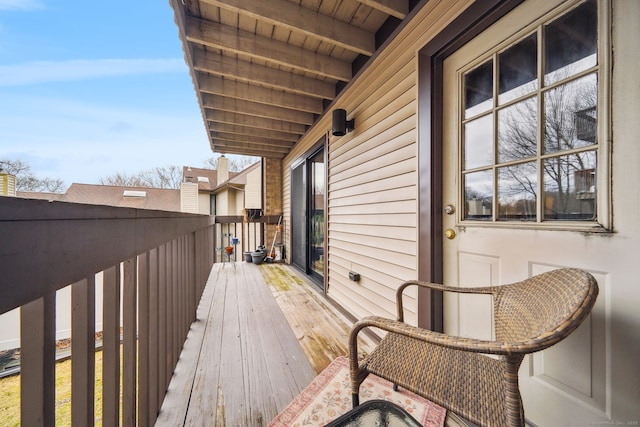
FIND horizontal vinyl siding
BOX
[327,58,419,324]
[281,0,475,325]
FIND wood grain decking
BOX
[155,262,374,426]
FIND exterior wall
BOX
[197,193,210,215]
[264,158,283,256]
[180,182,199,213]
[0,272,105,352]
[244,166,262,209]
[283,0,473,324]
[231,190,243,215]
[216,190,229,215]
[608,0,640,419]
[1,173,16,196]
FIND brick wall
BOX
[263,158,283,257]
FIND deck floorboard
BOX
[157,262,337,426]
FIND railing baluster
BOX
[172,240,180,365]
[20,292,56,427]
[123,258,137,427]
[72,277,95,426]
[165,243,174,381]
[158,244,167,398]
[148,248,159,423]
[138,252,150,427]
[102,265,121,427]
[166,241,173,379]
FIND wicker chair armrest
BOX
[396,280,494,322]
[350,315,529,356]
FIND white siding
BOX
[180,182,199,213]
[245,167,262,209]
[197,193,210,215]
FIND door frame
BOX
[290,137,327,290]
[416,0,523,330]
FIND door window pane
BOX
[464,114,494,169]
[498,97,538,163]
[464,170,493,220]
[498,162,537,221]
[499,33,538,104]
[544,0,597,85]
[291,163,306,271]
[544,73,598,153]
[457,0,601,226]
[465,59,493,119]
[309,150,325,278]
[543,150,596,220]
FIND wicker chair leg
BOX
[352,393,360,408]
[393,384,398,392]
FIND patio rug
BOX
[268,356,446,426]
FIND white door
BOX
[441,0,630,425]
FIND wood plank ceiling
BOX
[170,0,418,159]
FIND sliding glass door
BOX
[291,143,325,286]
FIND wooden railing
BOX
[213,214,283,262]
[0,197,214,426]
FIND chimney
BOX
[218,155,229,183]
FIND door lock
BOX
[444,229,456,240]
[444,204,455,215]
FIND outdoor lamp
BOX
[331,109,355,136]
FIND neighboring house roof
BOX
[213,161,260,192]
[182,166,219,192]
[14,191,66,202]
[18,183,181,212]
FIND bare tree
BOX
[0,158,66,193]
[99,165,183,189]
[204,155,260,172]
[496,73,597,219]
[98,171,147,187]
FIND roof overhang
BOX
[170,0,421,159]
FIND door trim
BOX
[416,0,523,330]
[289,137,327,292]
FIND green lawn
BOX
[0,352,105,426]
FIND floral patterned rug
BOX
[268,356,446,426]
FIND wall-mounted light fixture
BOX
[332,109,355,136]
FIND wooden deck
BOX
[155,262,375,426]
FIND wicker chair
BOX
[348,268,598,427]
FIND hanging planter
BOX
[224,246,234,254]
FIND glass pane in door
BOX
[291,162,306,271]
[309,150,325,278]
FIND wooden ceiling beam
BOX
[202,94,314,125]
[211,132,295,149]
[197,73,323,114]
[192,47,335,100]
[357,0,409,20]
[212,144,286,159]
[212,140,290,158]
[209,122,300,142]
[185,15,352,82]
[205,110,307,135]
[201,0,375,56]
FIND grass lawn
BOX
[0,351,105,426]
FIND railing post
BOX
[20,292,56,427]
[72,277,96,426]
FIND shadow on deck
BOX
[156,262,375,426]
